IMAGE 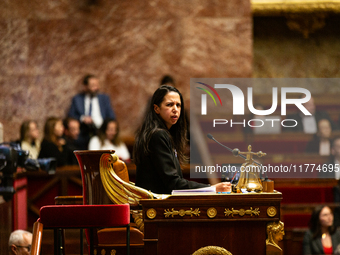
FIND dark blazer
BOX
[303,229,340,255]
[283,111,336,132]
[68,93,116,121]
[135,129,209,194]
[38,139,70,167]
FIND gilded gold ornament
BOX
[224,207,260,217]
[146,208,157,219]
[267,206,277,217]
[207,208,217,218]
[164,208,200,218]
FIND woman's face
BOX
[28,122,39,140]
[318,119,332,138]
[54,120,64,137]
[319,206,333,228]
[106,121,117,140]
[154,91,181,129]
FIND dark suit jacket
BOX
[135,129,209,194]
[68,93,116,122]
[38,139,70,167]
[303,229,340,255]
[283,110,336,132]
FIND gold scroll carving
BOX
[192,246,233,255]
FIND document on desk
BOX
[171,186,216,195]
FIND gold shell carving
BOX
[224,207,260,217]
[101,249,106,255]
[207,208,217,218]
[146,208,157,219]
[164,208,200,218]
[192,246,233,255]
[267,206,277,217]
[110,249,116,255]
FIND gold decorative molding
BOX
[94,249,97,255]
[267,206,277,217]
[101,249,106,255]
[110,249,116,255]
[164,208,200,218]
[224,207,260,217]
[252,0,340,15]
[207,207,217,218]
[146,208,157,219]
[192,246,233,255]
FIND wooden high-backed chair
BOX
[31,204,131,255]
[74,150,146,255]
[31,150,147,255]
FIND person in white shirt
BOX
[88,118,130,162]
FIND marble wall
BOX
[0,0,252,142]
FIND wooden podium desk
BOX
[140,192,282,255]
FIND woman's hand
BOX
[212,182,231,193]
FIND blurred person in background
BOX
[68,74,116,149]
[88,118,130,162]
[38,116,70,167]
[303,205,340,255]
[8,229,32,255]
[305,119,333,156]
[284,95,336,134]
[19,120,41,159]
[63,117,81,165]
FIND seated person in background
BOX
[19,120,41,159]
[319,137,340,179]
[63,117,82,165]
[0,121,3,143]
[303,205,340,255]
[88,118,130,162]
[305,119,333,156]
[38,117,70,167]
[284,95,336,134]
[160,74,175,86]
[8,229,32,255]
[134,85,228,194]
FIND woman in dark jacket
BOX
[134,85,226,194]
[303,205,340,254]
